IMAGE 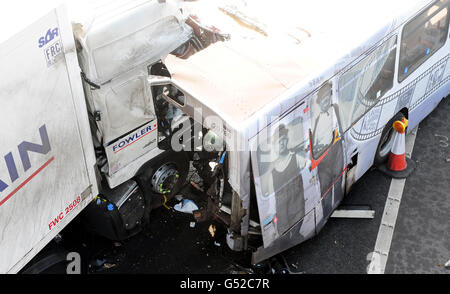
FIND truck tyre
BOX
[138,151,189,209]
[374,112,406,165]
[21,247,69,274]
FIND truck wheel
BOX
[21,247,69,274]
[374,113,406,165]
[149,152,189,208]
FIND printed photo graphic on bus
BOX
[251,105,318,245]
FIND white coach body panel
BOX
[0,6,98,273]
[166,0,447,254]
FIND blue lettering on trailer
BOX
[0,125,51,193]
[38,28,59,48]
[44,42,62,62]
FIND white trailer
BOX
[0,0,197,273]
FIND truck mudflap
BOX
[0,5,98,273]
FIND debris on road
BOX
[209,225,216,238]
[103,263,116,269]
[174,199,199,214]
[190,181,204,192]
[445,260,450,269]
[190,222,196,228]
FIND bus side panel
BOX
[407,53,449,130]
[345,49,449,187]
[344,16,450,186]
[399,4,450,130]
[0,7,97,273]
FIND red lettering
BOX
[48,212,64,231]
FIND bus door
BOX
[309,82,347,232]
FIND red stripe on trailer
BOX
[0,157,55,207]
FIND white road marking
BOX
[331,209,375,219]
[367,127,418,274]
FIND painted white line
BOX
[331,210,375,219]
[367,127,418,274]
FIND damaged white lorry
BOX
[1,0,450,273]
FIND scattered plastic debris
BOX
[103,263,116,269]
[214,241,221,247]
[93,259,106,267]
[54,234,62,244]
[175,194,184,202]
[114,242,122,247]
[174,199,199,214]
[209,161,218,171]
[208,225,216,238]
[445,260,450,269]
[190,222,196,228]
[90,258,112,272]
[190,181,203,192]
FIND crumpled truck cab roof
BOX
[74,0,192,85]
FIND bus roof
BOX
[165,38,316,123]
[165,0,434,128]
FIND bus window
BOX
[338,35,397,132]
[399,0,450,82]
[311,82,334,158]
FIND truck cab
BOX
[74,0,192,188]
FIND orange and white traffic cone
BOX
[379,118,415,178]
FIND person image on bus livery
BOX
[311,82,345,230]
[261,124,306,236]
[311,83,334,156]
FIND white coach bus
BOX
[150,0,450,264]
